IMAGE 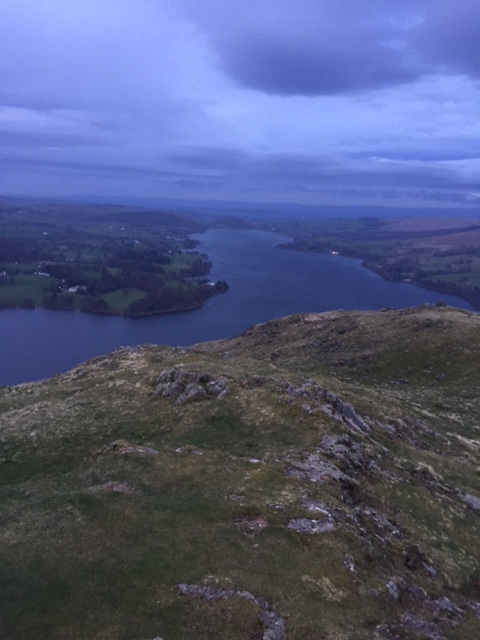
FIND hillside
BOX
[1,305,479,639]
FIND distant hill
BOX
[3,191,479,220]
[1,305,479,639]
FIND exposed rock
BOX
[460,492,480,512]
[301,498,365,534]
[375,421,398,437]
[234,516,268,536]
[286,453,357,487]
[428,596,464,619]
[177,584,227,601]
[343,553,357,573]
[283,381,311,397]
[321,389,371,434]
[207,379,229,398]
[174,446,204,455]
[282,378,371,434]
[176,383,206,405]
[301,499,406,553]
[288,517,335,534]
[410,419,444,441]
[153,368,228,403]
[392,418,446,449]
[301,402,315,414]
[301,499,332,515]
[357,506,403,539]
[404,583,428,600]
[375,582,469,640]
[318,434,377,476]
[258,608,286,640]
[177,584,286,640]
[403,545,437,575]
[376,614,446,640]
[386,580,400,601]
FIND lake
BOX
[0,228,473,385]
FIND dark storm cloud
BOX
[218,31,419,96]
[416,1,480,78]
[190,0,426,96]
[193,0,480,97]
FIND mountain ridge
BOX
[1,305,479,639]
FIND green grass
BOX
[101,288,146,311]
[170,411,303,457]
[0,274,55,304]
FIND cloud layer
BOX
[0,0,479,208]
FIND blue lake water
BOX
[0,228,473,385]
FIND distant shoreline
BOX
[278,242,478,312]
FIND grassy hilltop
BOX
[1,305,479,639]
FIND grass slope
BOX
[0,305,479,639]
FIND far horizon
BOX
[1,192,480,221]
[1,1,479,211]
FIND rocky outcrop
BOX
[375,581,475,640]
[460,492,480,512]
[318,433,377,475]
[286,453,357,487]
[282,378,372,434]
[177,584,286,640]
[285,433,378,491]
[153,368,228,404]
[287,517,335,534]
[321,389,371,434]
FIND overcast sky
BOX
[1,0,479,209]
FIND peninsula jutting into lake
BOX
[0,200,228,317]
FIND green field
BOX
[101,288,148,311]
[0,201,227,316]
[0,274,54,305]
